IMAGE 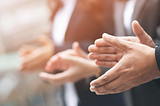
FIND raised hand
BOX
[19,35,54,71]
[89,21,160,95]
[40,55,99,85]
[39,42,100,85]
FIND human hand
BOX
[68,42,88,59]
[89,22,160,95]
[88,21,155,67]
[39,42,100,85]
[19,35,54,71]
[40,55,99,85]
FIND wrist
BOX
[91,63,101,78]
[95,67,101,78]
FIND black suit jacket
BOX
[156,46,160,71]
[54,0,125,106]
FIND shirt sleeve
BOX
[155,46,160,71]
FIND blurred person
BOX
[111,0,160,106]
[89,20,160,99]
[19,0,125,106]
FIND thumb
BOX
[39,72,70,85]
[72,42,88,58]
[102,33,130,52]
[132,20,155,48]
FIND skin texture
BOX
[39,42,99,85]
[19,35,54,71]
[88,21,160,95]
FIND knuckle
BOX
[104,85,111,90]
[104,47,109,52]
[96,61,104,66]
[104,55,109,60]
[112,37,119,45]
[104,62,109,67]
[97,54,100,60]
[107,62,116,67]
[102,76,109,83]
[94,87,101,92]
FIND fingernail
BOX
[102,33,111,40]
[90,86,95,92]
[39,72,47,77]
[133,20,138,23]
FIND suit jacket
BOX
[129,0,160,41]
[156,46,160,71]
[127,0,160,106]
[54,0,125,106]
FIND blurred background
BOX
[0,0,62,106]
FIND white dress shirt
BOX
[52,0,78,106]
[123,0,137,35]
[114,0,137,36]
[52,0,77,46]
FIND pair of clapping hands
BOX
[88,20,160,95]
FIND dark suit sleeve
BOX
[155,46,160,71]
[99,66,110,75]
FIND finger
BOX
[92,88,123,95]
[94,89,125,95]
[45,55,68,72]
[90,87,111,95]
[19,49,30,56]
[95,92,110,95]
[94,38,110,47]
[88,45,117,54]
[18,45,37,56]
[89,53,118,61]
[112,84,132,92]
[88,44,96,53]
[90,66,120,87]
[39,72,70,84]
[90,76,123,93]
[95,60,117,67]
[93,84,131,95]
[132,20,155,47]
[72,42,87,58]
[102,33,131,52]
[20,60,39,72]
